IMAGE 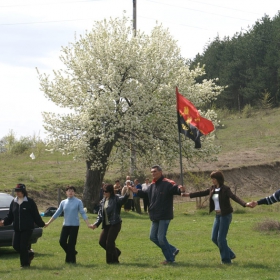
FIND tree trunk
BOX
[82,140,115,213]
[82,160,105,213]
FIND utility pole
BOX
[133,0,137,36]
[130,0,137,175]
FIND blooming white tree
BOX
[37,16,223,212]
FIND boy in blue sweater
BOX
[45,186,91,263]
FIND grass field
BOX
[0,199,280,280]
[215,107,280,153]
[1,108,280,279]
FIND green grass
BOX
[0,151,85,192]
[1,200,280,280]
[215,107,280,156]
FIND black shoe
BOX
[28,250,35,264]
[21,265,30,268]
[231,254,236,260]
[173,249,180,258]
[116,249,121,257]
[107,261,120,264]
[65,260,76,264]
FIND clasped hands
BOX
[88,224,97,230]
[180,192,258,208]
[245,201,258,208]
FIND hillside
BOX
[1,107,280,209]
[184,107,280,197]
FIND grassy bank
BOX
[0,200,280,279]
[0,107,280,196]
[215,107,280,157]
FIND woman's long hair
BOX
[210,170,224,185]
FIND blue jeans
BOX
[211,213,235,263]
[150,220,176,262]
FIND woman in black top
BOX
[0,184,45,268]
[91,184,130,264]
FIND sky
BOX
[0,0,279,139]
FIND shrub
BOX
[242,104,253,118]
[254,219,280,232]
[259,90,273,110]
[10,138,33,154]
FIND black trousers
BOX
[13,229,33,267]
[59,226,79,263]
[99,223,121,264]
[143,198,150,212]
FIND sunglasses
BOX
[103,190,109,193]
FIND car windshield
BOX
[0,193,14,208]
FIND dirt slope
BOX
[189,161,280,197]
[30,154,280,210]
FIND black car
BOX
[0,193,43,247]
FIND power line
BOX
[139,15,208,31]
[0,0,276,35]
[172,0,262,16]
[0,0,103,8]
[0,18,91,26]
[145,0,261,23]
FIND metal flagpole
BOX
[176,88,184,186]
[178,117,184,186]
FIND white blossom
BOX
[37,15,224,172]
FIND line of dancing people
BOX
[1,167,280,267]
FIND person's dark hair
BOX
[65,186,76,192]
[104,184,115,197]
[210,170,224,185]
[15,183,28,196]
[22,189,28,197]
[151,165,162,172]
[115,179,120,183]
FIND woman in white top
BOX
[182,170,250,264]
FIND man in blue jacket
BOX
[130,165,185,264]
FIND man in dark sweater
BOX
[130,165,185,264]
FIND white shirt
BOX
[142,183,150,191]
[212,188,221,211]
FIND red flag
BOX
[176,87,214,135]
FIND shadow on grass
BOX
[33,252,58,257]
[0,249,56,261]
[117,260,271,270]
[121,212,150,220]
[234,261,270,269]
[118,261,214,268]
[27,263,97,270]
[0,248,18,259]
